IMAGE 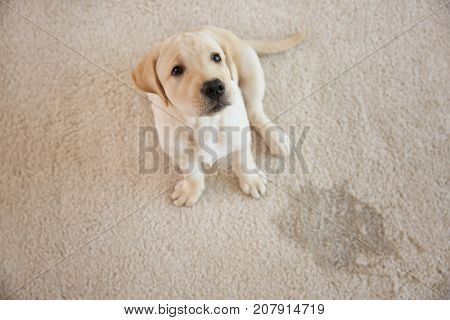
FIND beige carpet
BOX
[1,0,449,299]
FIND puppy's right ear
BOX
[132,44,169,107]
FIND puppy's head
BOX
[132,32,237,117]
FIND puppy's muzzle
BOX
[201,79,225,101]
[200,78,230,115]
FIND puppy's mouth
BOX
[201,97,231,116]
[199,79,232,116]
[207,101,228,115]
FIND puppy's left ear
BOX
[132,43,169,107]
[221,44,238,82]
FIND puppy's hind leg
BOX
[239,47,291,157]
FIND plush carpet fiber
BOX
[0,0,449,299]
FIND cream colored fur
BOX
[133,26,305,206]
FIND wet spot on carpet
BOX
[274,183,399,274]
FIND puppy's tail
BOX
[246,30,307,55]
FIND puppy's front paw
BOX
[266,128,291,158]
[238,169,267,199]
[171,178,204,207]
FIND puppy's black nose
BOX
[201,79,225,100]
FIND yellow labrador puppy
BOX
[132,26,305,206]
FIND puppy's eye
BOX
[211,53,222,63]
[171,65,184,76]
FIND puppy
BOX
[132,26,305,206]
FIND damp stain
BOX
[274,183,400,274]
